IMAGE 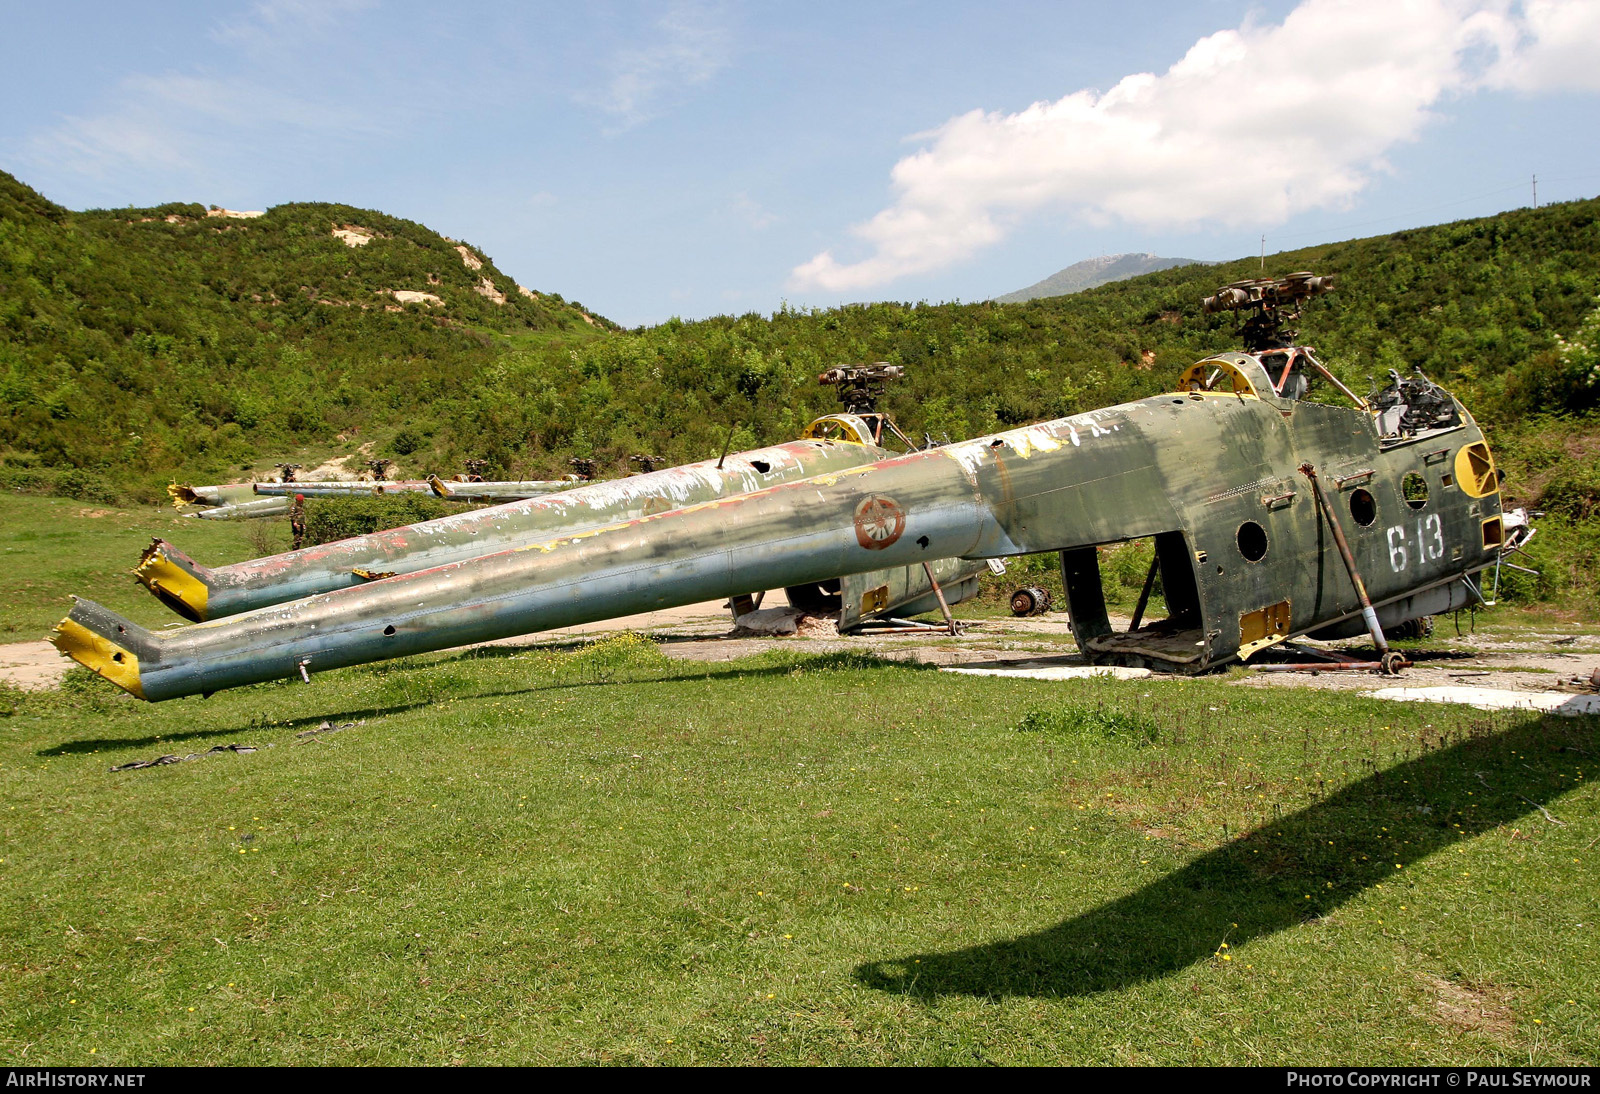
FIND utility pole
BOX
[1532,174,1538,209]
[1260,234,1266,271]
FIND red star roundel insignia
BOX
[853,494,906,550]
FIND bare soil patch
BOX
[1414,973,1514,1039]
[0,641,69,690]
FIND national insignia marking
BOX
[853,495,906,550]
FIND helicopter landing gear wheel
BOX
[1009,586,1051,617]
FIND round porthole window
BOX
[1236,521,1268,562]
[1402,472,1429,510]
[1349,488,1377,527]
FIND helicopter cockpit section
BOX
[1258,348,1311,401]
[1177,348,1364,407]
[1370,367,1462,445]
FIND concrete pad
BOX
[1365,686,1600,716]
[940,663,1152,681]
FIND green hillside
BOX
[501,197,1600,467]
[0,170,611,488]
[2,171,1596,604]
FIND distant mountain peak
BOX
[997,253,1207,303]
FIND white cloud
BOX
[729,191,777,230]
[1482,0,1600,91]
[584,3,732,128]
[791,0,1600,293]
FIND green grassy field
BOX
[0,494,285,640]
[1,497,1597,1065]
[2,639,1595,1064]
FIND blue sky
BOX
[3,0,1598,326]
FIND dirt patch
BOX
[455,245,483,271]
[796,614,839,638]
[76,508,114,519]
[0,641,69,691]
[500,606,1599,706]
[1239,646,1600,696]
[392,290,443,307]
[1414,973,1514,1038]
[294,445,379,483]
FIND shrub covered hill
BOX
[0,169,613,489]
[1,169,1597,602]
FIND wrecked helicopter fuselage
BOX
[56,363,1504,698]
[52,274,1515,701]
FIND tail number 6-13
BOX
[1387,514,1444,572]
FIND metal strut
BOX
[1128,552,1159,632]
[1299,463,1405,675]
[921,562,959,636]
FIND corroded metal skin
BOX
[60,350,1507,700]
[135,439,888,622]
[168,483,258,508]
[253,481,437,497]
[191,497,291,521]
[838,556,984,628]
[251,480,575,500]
[62,445,1001,700]
[426,478,578,501]
[172,481,439,506]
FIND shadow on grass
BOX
[34,702,438,755]
[857,711,1598,1000]
[38,648,930,755]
